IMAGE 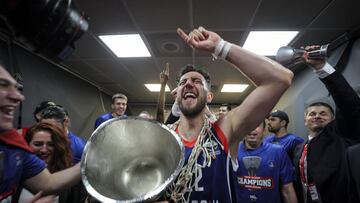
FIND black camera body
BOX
[0,0,89,61]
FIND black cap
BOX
[268,110,289,124]
[33,101,56,121]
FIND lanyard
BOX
[299,142,322,202]
[299,143,308,184]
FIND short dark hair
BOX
[220,103,232,111]
[176,64,211,90]
[41,106,67,123]
[306,102,335,117]
[33,101,57,121]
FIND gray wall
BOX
[0,40,112,140]
[274,38,360,138]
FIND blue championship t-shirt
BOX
[0,144,46,201]
[176,122,237,203]
[236,142,294,203]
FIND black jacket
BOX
[346,144,360,203]
[293,71,360,203]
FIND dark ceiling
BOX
[4,0,360,105]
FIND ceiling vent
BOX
[160,41,180,53]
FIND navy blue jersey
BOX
[263,133,304,158]
[176,122,237,203]
[0,144,46,201]
[236,142,294,203]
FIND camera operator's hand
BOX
[302,45,326,70]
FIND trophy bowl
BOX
[81,117,184,202]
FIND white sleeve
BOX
[314,62,336,79]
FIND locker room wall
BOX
[0,40,112,140]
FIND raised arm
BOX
[177,27,293,157]
[302,45,360,139]
[156,63,170,123]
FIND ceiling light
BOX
[99,34,151,57]
[221,84,249,93]
[145,84,171,92]
[243,31,299,56]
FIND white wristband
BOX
[212,39,225,60]
[314,62,335,79]
[220,42,232,59]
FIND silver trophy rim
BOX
[80,116,185,203]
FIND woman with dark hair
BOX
[17,122,80,203]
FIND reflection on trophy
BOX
[242,156,262,176]
[81,117,185,202]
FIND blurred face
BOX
[244,124,265,149]
[112,98,127,116]
[139,112,153,119]
[304,106,334,133]
[218,106,229,118]
[177,71,209,118]
[0,66,25,132]
[267,116,282,133]
[29,130,54,163]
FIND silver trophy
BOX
[276,44,330,68]
[81,117,185,202]
[242,156,262,176]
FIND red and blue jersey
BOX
[0,144,46,201]
[177,122,237,203]
[236,142,294,203]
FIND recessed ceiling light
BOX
[221,84,249,93]
[243,31,299,56]
[145,84,171,92]
[99,34,151,57]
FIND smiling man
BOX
[162,26,293,203]
[94,93,128,129]
[292,45,360,203]
[0,64,80,202]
